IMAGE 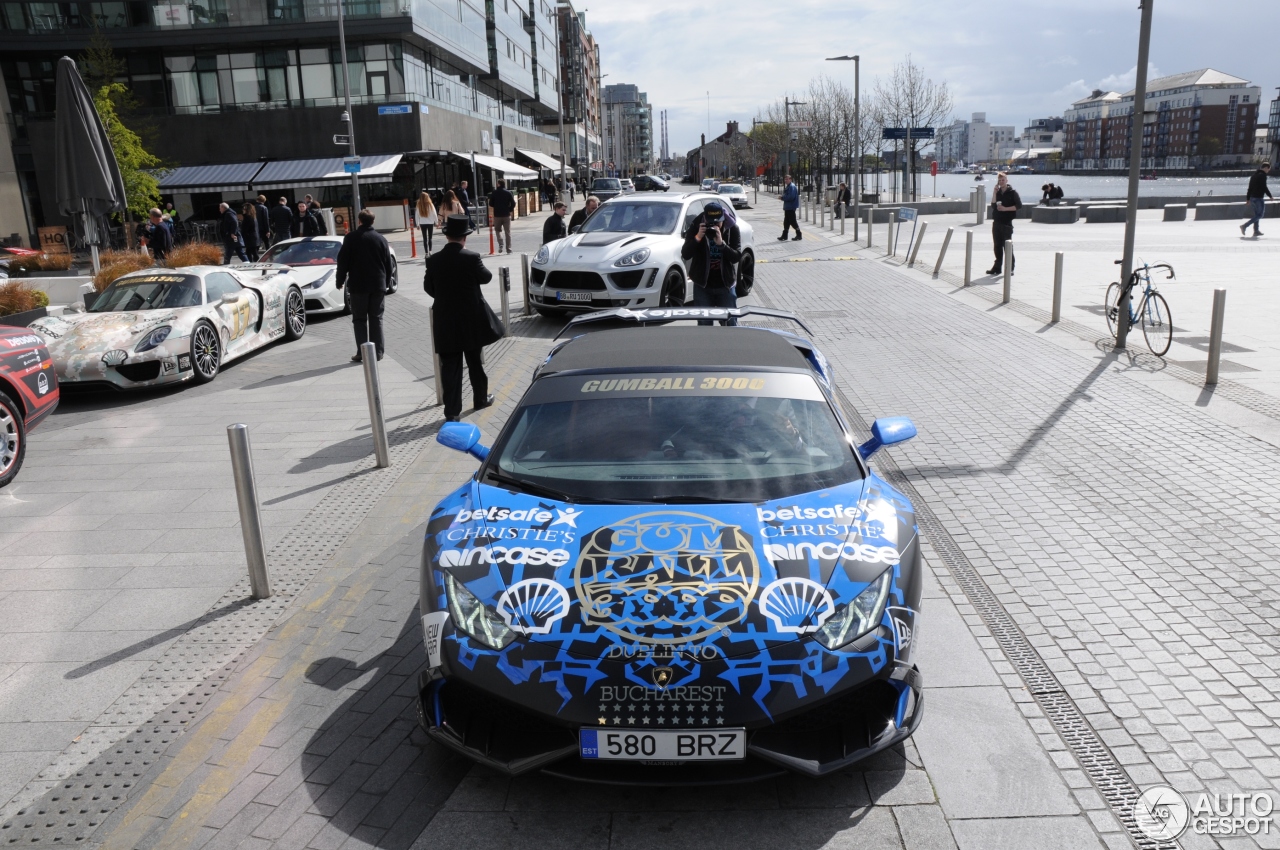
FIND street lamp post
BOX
[553,5,569,213]
[336,0,360,217]
[1117,0,1154,350]
[826,55,859,239]
[784,97,805,185]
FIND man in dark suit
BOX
[335,209,394,362]
[218,202,247,263]
[269,197,295,242]
[424,214,500,422]
[542,202,567,244]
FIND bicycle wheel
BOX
[1141,292,1173,357]
[1104,282,1122,339]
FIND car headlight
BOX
[533,245,551,265]
[614,248,650,267]
[812,569,892,650]
[304,269,335,290]
[444,573,515,650]
[134,326,172,353]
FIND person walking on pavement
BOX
[681,201,741,326]
[1242,162,1271,237]
[568,195,599,231]
[269,196,294,242]
[834,182,851,222]
[416,190,437,255]
[987,171,1021,275]
[335,209,393,363]
[298,202,321,237]
[542,201,567,244]
[779,175,801,241]
[218,202,247,263]
[489,179,516,253]
[254,195,271,247]
[308,201,328,235]
[423,214,500,422]
[240,202,261,261]
[144,208,173,264]
[456,181,471,216]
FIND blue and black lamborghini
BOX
[418,307,923,783]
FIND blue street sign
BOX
[343,156,361,174]
[882,127,936,140]
[377,104,412,115]
[896,206,917,221]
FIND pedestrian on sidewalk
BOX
[423,214,500,422]
[457,181,471,214]
[269,197,294,242]
[240,202,261,261]
[987,171,1021,275]
[336,209,393,363]
[1242,162,1271,237]
[681,201,741,326]
[489,179,515,253]
[254,195,271,246]
[308,201,328,235]
[416,190,437,254]
[299,202,321,237]
[218,202,247,263]
[144,208,173,264]
[438,189,464,230]
[568,196,599,232]
[835,182,851,221]
[779,175,801,241]
[543,202,567,244]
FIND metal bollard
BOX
[1051,252,1064,322]
[1206,288,1227,385]
[840,204,845,236]
[975,185,986,225]
[226,424,271,600]
[886,211,894,256]
[866,207,874,247]
[964,230,973,286]
[1002,241,1013,304]
[907,221,928,267]
[933,226,954,277]
[361,341,390,468]
[430,306,443,407]
[521,253,532,316]
[499,266,512,331]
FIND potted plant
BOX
[0,280,50,326]
[7,253,75,278]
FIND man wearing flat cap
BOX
[424,214,501,422]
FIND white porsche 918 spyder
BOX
[28,264,305,390]
[261,236,399,315]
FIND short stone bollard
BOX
[227,424,271,599]
[964,230,973,286]
[933,226,954,277]
[1206,288,1227,385]
[1002,241,1013,304]
[907,221,928,267]
[1051,252,1064,322]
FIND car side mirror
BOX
[220,292,240,304]
[569,225,580,234]
[438,422,489,461]
[858,416,917,460]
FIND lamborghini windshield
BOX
[90,274,203,312]
[485,371,862,503]
[580,202,680,235]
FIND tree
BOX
[1195,136,1221,170]
[93,83,162,219]
[872,56,953,199]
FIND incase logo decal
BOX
[438,545,570,567]
[762,541,899,565]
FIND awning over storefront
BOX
[452,152,538,181]
[513,147,563,172]
[158,162,265,192]
[252,154,403,189]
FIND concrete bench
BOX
[1195,202,1250,221]
[1084,206,1126,223]
[1163,204,1188,222]
[1032,205,1080,224]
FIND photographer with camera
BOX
[680,201,741,326]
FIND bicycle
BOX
[1104,260,1176,357]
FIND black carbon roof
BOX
[546,326,811,373]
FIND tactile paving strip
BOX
[0,329,539,844]
[752,280,1177,850]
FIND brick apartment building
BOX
[1063,69,1262,171]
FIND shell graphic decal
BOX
[758,577,835,634]
[573,511,760,645]
[496,578,571,635]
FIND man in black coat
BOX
[424,214,499,421]
[336,209,394,362]
[269,197,295,242]
[568,196,599,232]
[680,201,741,325]
[489,179,515,253]
[142,207,173,263]
[254,195,271,246]
[542,202,567,244]
[987,172,1021,275]
[218,202,247,263]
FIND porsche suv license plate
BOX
[579,729,746,761]
[556,291,593,303]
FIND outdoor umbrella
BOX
[54,55,127,273]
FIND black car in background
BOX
[633,175,670,192]
[589,178,624,202]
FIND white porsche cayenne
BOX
[261,235,399,315]
[528,192,755,317]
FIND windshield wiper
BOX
[638,494,730,504]
[483,470,575,502]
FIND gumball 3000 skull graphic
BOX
[573,512,760,644]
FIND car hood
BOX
[546,231,667,265]
[279,264,337,284]
[30,310,192,356]
[426,475,918,660]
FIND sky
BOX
[583,0,1277,158]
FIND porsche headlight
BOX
[304,270,335,290]
[134,326,172,353]
[614,248,650,267]
[813,569,892,650]
[533,245,551,265]
[444,573,515,650]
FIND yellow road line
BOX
[757,256,862,264]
